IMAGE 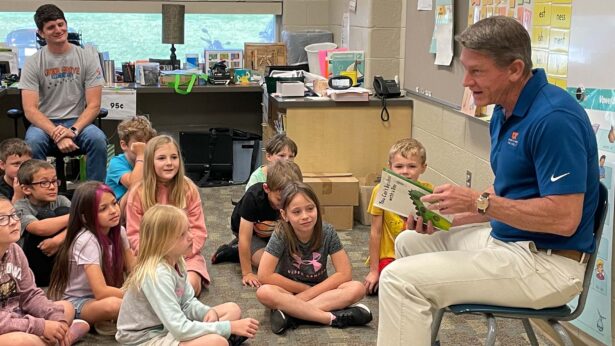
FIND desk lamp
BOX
[162,4,184,70]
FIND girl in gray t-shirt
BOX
[256,182,372,334]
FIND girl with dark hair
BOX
[49,181,135,333]
[255,182,372,335]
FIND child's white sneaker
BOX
[68,319,90,344]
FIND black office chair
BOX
[430,183,608,346]
[6,107,108,192]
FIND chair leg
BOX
[55,156,67,193]
[522,319,539,346]
[550,321,574,346]
[485,314,497,346]
[431,309,445,345]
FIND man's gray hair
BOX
[455,16,532,76]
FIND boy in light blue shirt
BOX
[106,116,156,202]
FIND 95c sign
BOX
[101,88,136,120]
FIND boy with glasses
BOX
[14,159,70,286]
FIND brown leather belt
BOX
[545,249,589,264]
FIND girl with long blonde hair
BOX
[125,135,210,295]
[117,205,259,346]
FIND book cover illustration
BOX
[327,51,365,85]
[374,168,453,231]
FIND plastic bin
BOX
[232,130,262,183]
[282,30,334,65]
[304,42,337,76]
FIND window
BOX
[0,2,279,68]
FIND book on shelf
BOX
[374,168,453,231]
[326,87,370,102]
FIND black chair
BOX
[6,107,108,192]
[431,182,609,346]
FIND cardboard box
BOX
[244,42,287,75]
[354,173,380,226]
[322,205,354,231]
[303,173,359,206]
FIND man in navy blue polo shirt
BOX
[377,16,599,345]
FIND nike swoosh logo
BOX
[550,172,570,182]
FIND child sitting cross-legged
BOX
[117,204,259,346]
[125,135,210,295]
[0,196,89,345]
[15,159,70,287]
[211,160,303,289]
[48,181,135,336]
[256,182,373,334]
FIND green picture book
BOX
[374,168,453,231]
[327,51,365,85]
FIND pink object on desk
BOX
[319,48,348,77]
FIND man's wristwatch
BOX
[477,192,490,214]
[70,126,79,136]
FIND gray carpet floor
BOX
[79,185,556,345]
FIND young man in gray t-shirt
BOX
[19,4,107,182]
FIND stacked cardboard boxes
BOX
[303,173,359,231]
[354,173,380,226]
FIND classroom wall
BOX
[411,97,494,192]
[283,0,405,88]
[282,0,493,188]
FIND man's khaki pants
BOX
[377,224,586,345]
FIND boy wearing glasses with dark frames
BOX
[14,159,70,287]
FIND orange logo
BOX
[511,131,519,140]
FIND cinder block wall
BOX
[282,0,330,32]
[411,98,494,191]
[283,0,404,88]
[328,0,404,88]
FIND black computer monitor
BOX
[0,61,10,75]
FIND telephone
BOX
[373,76,401,98]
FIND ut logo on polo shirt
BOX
[507,131,519,147]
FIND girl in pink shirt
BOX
[125,135,210,295]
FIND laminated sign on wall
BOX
[101,88,137,120]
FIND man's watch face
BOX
[477,193,490,213]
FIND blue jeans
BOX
[66,295,95,319]
[25,118,107,182]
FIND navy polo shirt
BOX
[489,69,599,253]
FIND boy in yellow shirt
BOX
[363,138,431,295]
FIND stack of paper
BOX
[326,87,370,102]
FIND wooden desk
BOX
[0,84,264,141]
[267,95,413,178]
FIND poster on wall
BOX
[566,0,614,344]
[429,0,454,65]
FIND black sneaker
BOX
[330,304,373,328]
[270,309,289,334]
[228,334,248,346]
[211,242,239,264]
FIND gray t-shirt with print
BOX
[265,223,343,286]
[19,45,104,120]
[14,195,71,238]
